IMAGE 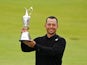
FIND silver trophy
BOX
[19,7,33,42]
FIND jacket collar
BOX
[44,34,59,40]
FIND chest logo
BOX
[55,38,58,41]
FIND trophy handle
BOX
[28,7,33,15]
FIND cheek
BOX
[55,25,58,28]
[45,24,49,28]
[55,26,58,29]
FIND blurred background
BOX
[0,0,87,65]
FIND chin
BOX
[47,30,56,35]
[48,32,55,35]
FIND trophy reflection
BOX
[19,7,33,42]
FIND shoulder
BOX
[57,35,65,40]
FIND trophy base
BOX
[19,40,31,42]
[19,31,31,42]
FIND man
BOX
[21,16,66,65]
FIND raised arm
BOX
[20,27,35,52]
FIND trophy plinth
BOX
[20,31,31,41]
[19,7,33,42]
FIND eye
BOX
[52,24,56,26]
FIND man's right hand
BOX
[23,40,36,48]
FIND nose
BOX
[49,24,53,28]
[50,24,54,28]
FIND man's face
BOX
[45,18,58,35]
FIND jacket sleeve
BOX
[21,42,35,52]
[34,38,66,56]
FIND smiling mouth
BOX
[49,28,54,31]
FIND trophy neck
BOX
[23,26,29,30]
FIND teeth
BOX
[49,29,53,30]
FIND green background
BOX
[0,0,87,65]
